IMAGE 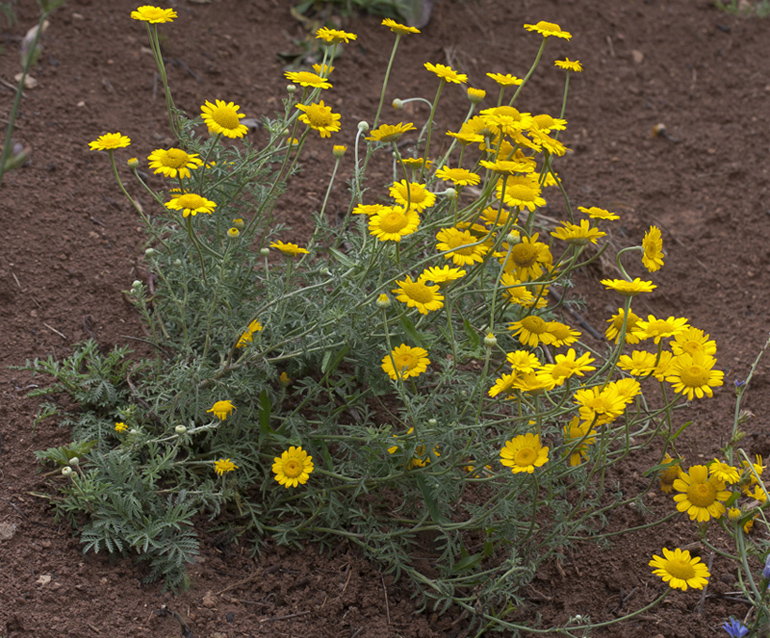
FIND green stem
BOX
[373,33,403,129]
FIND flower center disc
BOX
[507,184,537,202]
[165,148,189,168]
[515,447,537,466]
[511,243,538,268]
[403,282,434,304]
[283,459,303,478]
[521,316,547,334]
[447,233,476,256]
[687,481,716,507]
[395,353,416,371]
[178,194,204,208]
[682,365,708,386]
[667,558,696,580]
[213,107,240,130]
[380,211,408,233]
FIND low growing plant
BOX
[26,6,729,633]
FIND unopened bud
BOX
[286,84,297,93]
[175,425,187,435]
[68,457,79,467]
[444,187,457,200]
[505,232,521,245]
[332,145,347,158]
[61,466,73,477]
[173,259,182,266]
[376,293,391,309]
[392,98,403,110]
[357,121,370,132]
[127,157,139,169]
[484,332,497,348]
[232,218,245,230]
[132,280,142,288]
[227,227,240,238]
[260,247,270,256]
[428,418,437,426]
[144,248,156,257]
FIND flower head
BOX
[578,206,619,220]
[392,276,444,315]
[649,547,710,591]
[709,459,740,484]
[658,454,684,493]
[673,464,730,522]
[722,619,749,638]
[272,446,314,488]
[506,350,541,374]
[424,62,467,84]
[671,327,717,357]
[148,148,203,179]
[201,100,248,138]
[296,100,341,138]
[435,227,489,266]
[435,166,481,186]
[89,133,131,151]
[601,278,657,296]
[500,433,549,474]
[284,71,332,89]
[498,233,553,281]
[523,21,572,39]
[236,319,263,348]
[316,27,357,44]
[389,180,436,212]
[642,225,665,272]
[382,344,430,380]
[555,58,582,72]
[421,265,467,284]
[495,175,546,212]
[368,206,420,242]
[130,6,176,23]
[166,193,217,217]
[382,18,420,35]
[214,458,238,476]
[207,400,236,421]
[270,240,309,256]
[605,308,643,344]
[366,122,416,143]
[550,219,606,245]
[563,416,596,466]
[115,422,128,433]
[467,87,486,103]
[633,315,689,344]
[666,353,723,400]
[486,72,523,87]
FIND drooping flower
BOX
[147,148,203,179]
[352,203,389,217]
[270,240,309,256]
[424,62,467,84]
[435,227,489,266]
[200,100,249,138]
[312,63,335,76]
[207,400,236,421]
[284,71,332,89]
[499,274,535,307]
[166,193,217,217]
[658,453,684,493]
[368,206,420,242]
[435,165,481,186]
[527,129,568,156]
[272,446,314,488]
[563,416,596,466]
[315,27,357,44]
[554,58,583,72]
[392,276,444,314]
[642,226,665,272]
[381,18,420,35]
[366,122,416,143]
[523,21,572,39]
[381,344,430,380]
[389,180,436,212]
[673,464,730,522]
[214,458,238,476]
[601,278,657,296]
[130,5,177,23]
[649,547,710,591]
[550,219,606,245]
[236,319,263,348]
[578,205,619,220]
[486,72,523,87]
[89,133,131,151]
[709,459,740,484]
[605,308,643,344]
[666,353,723,400]
[295,100,341,138]
[115,422,128,433]
[500,433,549,474]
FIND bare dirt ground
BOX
[2,1,770,636]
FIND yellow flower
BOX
[527,128,568,156]
[332,145,347,158]
[421,265,467,284]
[89,133,131,151]
[316,27,357,44]
[280,371,291,386]
[200,99,248,138]
[400,157,430,170]
[649,548,710,591]
[618,350,658,376]
[601,278,657,296]
[392,276,444,315]
[207,400,236,421]
[508,315,556,348]
[352,204,388,217]
[554,58,582,72]
[115,422,128,433]
[214,458,238,476]
[382,18,420,35]
[495,175,546,212]
[673,465,730,522]
[709,459,740,484]
[166,193,217,217]
[435,166,481,186]
[147,148,203,179]
[530,113,567,132]
[545,322,581,348]
[272,446,314,488]
[605,308,643,344]
[633,315,689,344]
[435,227,489,266]
[611,377,641,404]
[506,350,541,374]
[130,5,176,23]
[671,327,717,357]
[497,233,553,281]
[573,386,626,425]
[550,219,606,245]
[388,428,439,469]
[523,21,572,39]
[578,205,619,220]
[312,63,334,76]
[284,71,332,89]
[486,72,523,87]
[424,62,467,84]
[236,319,263,348]
[642,225,665,272]
[368,206,420,242]
[295,100,341,138]
[500,433,549,474]
[389,180,436,212]
[467,87,486,103]
[499,274,535,307]
[666,353,723,400]
[270,240,309,256]
[538,349,596,383]
[563,416,596,466]
[658,454,684,494]
[366,122,416,143]
[227,227,240,238]
[381,344,430,380]
[488,373,517,398]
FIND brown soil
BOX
[1,1,769,636]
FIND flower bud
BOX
[505,232,521,245]
[68,457,79,467]
[376,293,391,309]
[428,418,437,426]
[484,332,497,348]
[444,187,457,200]
[132,280,142,288]
[728,507,742,522]
[260,247,270,256]
[391,98,403,110]
[332,145,347,158]
[175,425,187,435]
[227,227,240,238]
[357,121,370,132]
[467,87,486,104]
[232,218,245,230]
[129,428,138,435]
[286,84,297,93]
[173,259,182,266]
[127,157,139,169]
[61,466,73,477]
[144,248,156,257]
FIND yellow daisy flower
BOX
[434,165,481,186]
[207,400,235,421]
[382,18,420,35]
[527,128,568,156]
[421,265,467,284]
[498,233,553,281]
[381,344,430,380]
[545,322,581,348]
[658,454,684,493]
[312,63,335,77]
[115,422,128,433]
[214,458,238,476]
[633,315,689,344]
[649,548,710,591]
[499,274,535,307]
[601,278,657,296]
[523,20,572,39]
[236,319,263,348]
[666,353,723,400]
[284,71,332,89]
[573,386,626,425]
[424,62,467,84]
[486,72,523,87]
[130,5,176,23]
[389,180,436,212]
[272,446,314,488]
[673,465,730,522]
[166,193,217,217]
[506,350,541,374]
[495,176,546,212]
[617,350,658,376]
[368,206,420,242]
[295,100,341,138]
[605,308,643,344]
[538,349,596,383]
[530,113,567,132]
[550,219,606,245]
[316,27,356,44]
[578,205,619,220]
[467,87,486,103]
[709,459,740,484]
[366,122,416,143]
[435,227,489,266]
[642,225,665,272]
[563,416,596,466]
[670,327,717,357]
[201,99,248,138]
[500,433,549,474]
[554,58,583,72]
[508,315,554,348]
[270,240,309,256]
[89,132,131,151]
[147,148,203,179]
[392,276,444,315]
